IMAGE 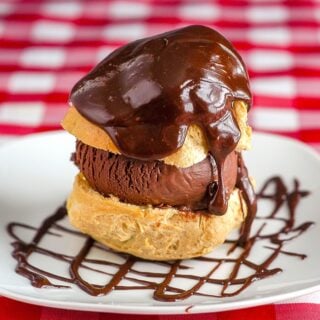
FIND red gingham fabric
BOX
[1,0,320,319]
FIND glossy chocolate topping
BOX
[236,153,257,245]
[70,25,251,214]
[7,176,313,301]
[74,140,238,210]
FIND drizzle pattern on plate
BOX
[7,176,313,302]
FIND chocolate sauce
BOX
[236,153,257,246]
[7,176,313,301]
[7,206,67,288]
[70,25,251,215]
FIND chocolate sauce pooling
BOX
[70,25,251,215]
[7,176,313,302]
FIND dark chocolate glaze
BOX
[7,176,313,301]
[236,153,257,246]
[70,25,251,215]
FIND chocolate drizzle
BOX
[70,25,251,215]
[7,176,313,301]
[7,206,67,288]
[236,153,257,246]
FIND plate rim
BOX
[1,130,320,314]
[1,284,320,315]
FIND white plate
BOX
[0,131,320,315]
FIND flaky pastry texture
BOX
[67,173,247,260]
[61,101,251,168]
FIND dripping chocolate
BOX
[70,25,252,216]
[8,25,314,300]
[61,25,258,261]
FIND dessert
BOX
[62,25,256,260]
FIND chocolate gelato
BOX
[74,140,238,210]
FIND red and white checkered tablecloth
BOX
[1,0,320,319]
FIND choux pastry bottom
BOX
[67,173,247,260]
